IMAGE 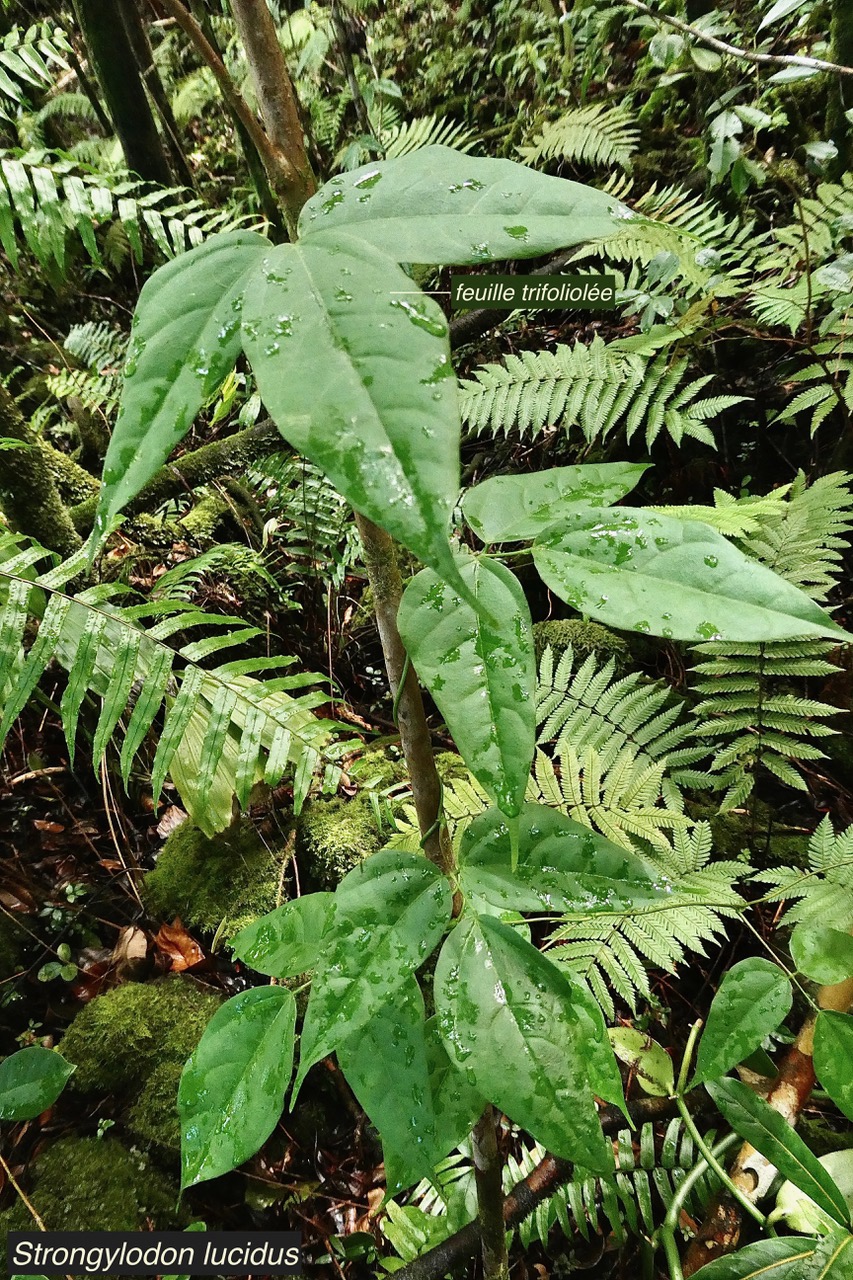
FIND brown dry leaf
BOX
[156,805,188,838]
[33,820,64,833]
[154,918,204,971]
[112,926,149,979]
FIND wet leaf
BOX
[532,506,849,643]
[462,463,649,543]
[241,236,467,594]
[298,146,635,264]
[179,985,296,1188]
[231,893,333,978]
[95,231,268,540]
[687,1239,816,1279]
[814,1012,853,1123]
[398,553,535,816]
[459,802,669,914]
[708,1078,851,1228]
[0,1046,75,1120]
[434,914,612,1171]
[608,1027,674,1097]
[804,1231,853,1279]
[692,958,792,1086]
[791,926,853,985]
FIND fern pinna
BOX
[685,473,852,811]
[0,532,346,836]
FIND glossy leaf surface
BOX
[241,236,466,592]
[692,958,792,1086]
[805,1231,853,1279]
[462,463,649,543]
[459,802,669,914]
[814,1012,853,1123]
[533,506,849,643]
[708,1078,852,1227]
[791,925,853,985]
[294,853,452,1095]
[179,986,296,1188]
[435,914,612,1171]
[688,1240,816,1279]
[0,1047,74,1120]
[231,893,333,978]
[608,1028,674,1097]
[298,146,635,264]
[398,554,535,816]
[338,976,481,1193]
[96,231,268,537]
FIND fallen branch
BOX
[392,1091,715,1280]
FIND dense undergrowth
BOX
[1,2,853,1279]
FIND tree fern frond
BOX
[381,113,476,158]
[0,538,348,836]
[518,103,639,170]
[755,816,853,932]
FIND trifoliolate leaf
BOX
[461,463,649,544]
[293,851,452,1096]
[298,146,637,264]
[459,802,670,914]
[532,506,850,644]
[398,554,535,816]
[814,1012,853,1123]
[608,1028,674,1097]
[0,1047,75,1120]
[791,925,853,985]
[434,914,612,1172]
[230,893,333,978]
[95,231,268,539]
[337,976,483,1194]
[707,1078,852,1228]
[687,1239,817,1279]
[178,985,296,1188]
[692,958,792,1087]
[241,236,467,596]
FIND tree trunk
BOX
[827,0,853,177]
[118,0,195,187]
[72,0,175,186]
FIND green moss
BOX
[533,619,632,669]
[797,1115,853,1157]
[60,977,220,1097]
[0,1135,182,1247]
[348,745,409,788]
[178,493,229,540]
[435,750,469,783]
[296,793,382,889]
[142,818,286,934]
[127,1060,184,1153]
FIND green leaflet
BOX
[791,925,853,984]
[608,1028,675,1097]
[0,1047,75,1120]
[434,915,612,1172]
[293,852,452,1097]
[398,554,535,817]
[814,1012,853,1123]
[687,1239,816,1279]
[459,802,669,914]
[692,958,792,1087]
[337,976,482,1194]
[298,146,635,264]
[532,506,850,644]
[241,236,467,595]
[95,231,268,540]
[805,1232,853,1279]
[707,1078,852,1228]
[462,463,649,543]
[231,893,334,978]
[178,985,296,1189]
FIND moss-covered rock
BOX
[60,978,220,1120]
[533,619,633,669]
[296,793,383,889]
[126,1060,185,1153]
[143,818,286,934]
[0,1135,182,1243]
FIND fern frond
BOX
[252,453,361,589]
[381,114,476,158]
[518,103,639,171]
[0,537,348,837]
[0,23,70,118]
[754,816,853,932]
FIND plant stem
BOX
[676,1096,767,1229]
[471,1105,510,1280]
